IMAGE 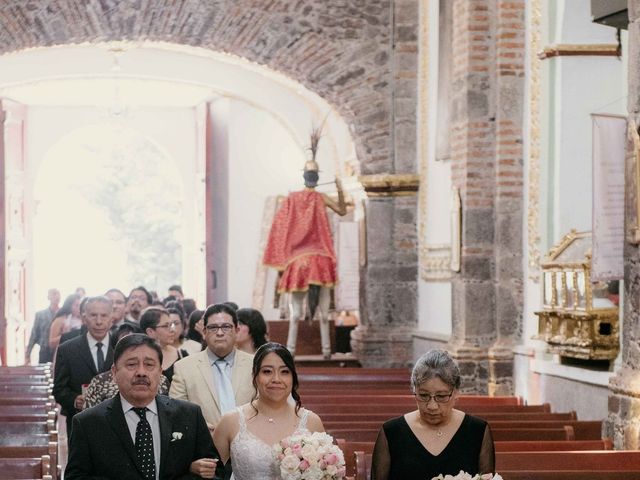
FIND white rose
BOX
[301,466,323,480]
[325,464,338,476]
[280,454,302,476]
[301,444,320,464]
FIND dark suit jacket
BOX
[53,333,114,417]
[26,307,56,363]
[65,394,223,480]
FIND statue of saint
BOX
[263,159,346,358]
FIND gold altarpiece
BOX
[535,230,619,362]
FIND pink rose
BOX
[299,459,310,471]
[292,443,303,456]
[324,453,338,465]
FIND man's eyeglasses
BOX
[415,391,454,403]
[205,323,234,333]
[155,321,179,330]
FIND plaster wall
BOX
[417,0,453,340]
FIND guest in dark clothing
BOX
[53,295,114,437]
[371,349,495,480]
[140,306,188,384]
[83,323,171,409]
[25,288,60,364]
[65,334,222,480]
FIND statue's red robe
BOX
[263,189,337,293]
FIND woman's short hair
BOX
[139,306,169,331]
[251,342,301,414]
[237,308,268,349]
[411,349,461,392]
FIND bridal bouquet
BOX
[273,431,346,480]
[432,472,503,480]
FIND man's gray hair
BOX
[411,349,461,392]
[84,295,113,309]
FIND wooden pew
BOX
[0,413,54,423]
[354,450,640,480]
[0,396,56,407]
[328,426,576,443]
[308,403,550,415]
[0,444,58,480]
[0,421,56,435]
[0,455,52,480]
[0,434,58,447]
[354,452,371,480]
[319,411,576,423]
[0,405,57,415]
[495,439,612,451]
[488,420,602,440]
[501,472,639,480]
[496,450,640,471]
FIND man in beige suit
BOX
[170,303,255,432]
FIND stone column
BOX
[605,0,640,448]
[350,0,421,368]
[447,0,525,394]
[350,175,419,368]
[487,0,525,395]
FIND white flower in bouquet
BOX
[274,431,346,480]
[431,471,503,480]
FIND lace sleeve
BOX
[478,424,495,474]
[371,427,390,480]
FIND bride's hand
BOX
[190,458,218,479]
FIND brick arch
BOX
[0,0,397,174]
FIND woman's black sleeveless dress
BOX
[383,414,487,479]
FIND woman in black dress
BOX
[371,349,495,480]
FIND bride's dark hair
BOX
[250,342,302,416]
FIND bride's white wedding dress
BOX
[230,406,310,480]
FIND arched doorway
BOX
[0,42,359,364]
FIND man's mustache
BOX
[132,377,151,386]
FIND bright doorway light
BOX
[33,122,183,300]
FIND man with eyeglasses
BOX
[169,303,255,434]
[125,286,152,324]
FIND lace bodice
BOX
[230,407,310,480]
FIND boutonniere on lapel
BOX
[171,432,183,442]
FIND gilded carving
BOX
[538,43,619,60]
[534,230,619,361]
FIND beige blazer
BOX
[169,348,255,427]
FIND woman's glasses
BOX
[414,391,454,403]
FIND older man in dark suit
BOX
[65,334,221,480]
[53,295,114,436]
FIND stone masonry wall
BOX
[605,0,640,449]
[0,0,408,176]
[448,0,525,393]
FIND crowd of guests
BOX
[25,285,495,479]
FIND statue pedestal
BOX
[350,324,414,368]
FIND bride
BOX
[213,342,325,479]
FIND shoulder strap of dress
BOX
[297,407,310,431]
[236,406,247,431]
